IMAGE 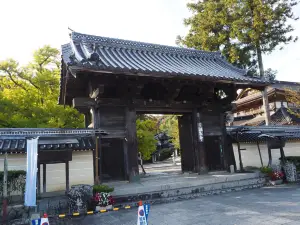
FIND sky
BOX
[0,0,299,82]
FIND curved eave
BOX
[67,64,267,86]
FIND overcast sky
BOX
[0,0,299,82]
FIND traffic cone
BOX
[137,201,147,225]
[40,213,50,225]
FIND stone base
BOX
[112,172,266,208]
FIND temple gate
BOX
[59,31,267,182]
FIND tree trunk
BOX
[257,44,271,126]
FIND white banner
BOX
[25,137,39,206]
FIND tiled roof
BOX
[0,128,108,153]
[61,31,266,84]
[0,137,95,153]
[237,107,300,126]
[227,126,300,143]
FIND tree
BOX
[178,0,299,78]
[285,88,300,117]
[0,46,84,128]
[159,115,180,150]
[136,117,158,160]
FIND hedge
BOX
[0,170,26,181]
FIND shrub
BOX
[93,185,114,193]
[0,170,26,181]
[260,166,272,174]
[0,170,26,199]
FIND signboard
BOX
[197,122,204,142]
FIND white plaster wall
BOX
[0,151,94,192]
[233,142,300,170]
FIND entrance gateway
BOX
[59,31,267,182]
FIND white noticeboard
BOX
[25,137,39,207]
[197,122,204,142]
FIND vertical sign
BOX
[25,137,39,206]
[197,122,204,142]
[144,203,150,222]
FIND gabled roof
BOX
[238,107,300,126]
[235,81,300,107]
[61,31,266,84]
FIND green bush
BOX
[260,166,272,174]
[0,170,26,181]
[93,184,114,193]
[0,170,26,198]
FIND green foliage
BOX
[285,88,300,118]
[0,170,26,181]
[0,170,26,198]
[260,166,272,174]
[93,184,114,193]
[0,46,84,128]
[159,115,180,150]
[179,0,298,77]
[136,117,158,160]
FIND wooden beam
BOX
[73,97,203,109]
[73,97,96,109]
[164,86,181,102]
[43,164,46,193]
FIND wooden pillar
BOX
[125,107,139,182]
[65,161,70,191]
[96,135,102,183]
[37,163,41,197]
[262,87,271,126]
[42,164,46,193]
[178,114,194,172]
[267,146,272,166]
[91,106,101,184]
[192,109,208,174]
[84,111,92,128]
[220,113,229,170]
[257,141,264,167]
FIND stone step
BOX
[114,176,266,208]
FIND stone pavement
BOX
[64,184,300,225]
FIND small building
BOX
[233,81,300,126]
[59,31,268,182]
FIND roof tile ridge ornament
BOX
[81,38,102,66]
[71,31,220,58]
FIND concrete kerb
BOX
[55,205,132,219]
